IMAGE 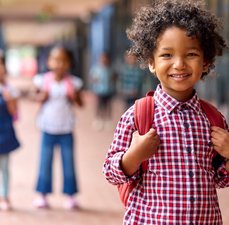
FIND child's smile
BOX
[168,73,191,81]
[149,26,208,101]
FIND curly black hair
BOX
[126,0,227,77]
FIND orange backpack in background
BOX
[118,91,225,208]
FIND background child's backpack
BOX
[42,72,83,107]
[118,91,225,208]
[43,72,75,100]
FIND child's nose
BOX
[58,61,64,67]
[173,57,186,70]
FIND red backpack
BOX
[118,91,225,208]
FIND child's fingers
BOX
[132,130,140,139]
[133,130,138,135]
[211,131,220,139]
[133,128,158,138]
[211,137,220,147]
[211,126,225,134]
[147,128,157,135]
[211,134,228,151]
[211,129,228,142]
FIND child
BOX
[0,49,20,211]
[103,0,229,224]
[118,52,144,110]
[90,52,116,130]
[32,45,83,210]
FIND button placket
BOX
[181,109,196,220]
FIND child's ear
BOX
[203,61,209,73]
[148,61,156,74]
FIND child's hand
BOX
[121,128,160,176]
[211,126,229,159]
[129,128,160,163]
[2,89,13,101]
[35,90,49,103]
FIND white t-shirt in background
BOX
[33,74,83,134]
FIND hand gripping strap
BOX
[118,92,154,208]
[134,95,154,171]
[200,99,225,169]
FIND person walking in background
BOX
[89,52,116,131]
[103,0,229,224]
[0,49,20,211]
[32,45,83,210]
[118,52,144,110]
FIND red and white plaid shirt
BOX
[103,85,229,225]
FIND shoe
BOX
[33,196,49,209]
[63,198,80,210]
[0,200,11,211]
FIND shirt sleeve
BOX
[103,106,141,185]
[214,160,229,188]
[214,116,229,188]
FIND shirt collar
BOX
[154,85,201,114]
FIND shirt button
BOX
[187,147,192,153]
[190,223,194,225]
[189,171,194,178]
[184,123,189,129]
[190,196,195,202]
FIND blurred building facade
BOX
[0,0,228,113]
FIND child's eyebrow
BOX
[159,47,201,51]
[160,47,172,51]
[188,47,201,51]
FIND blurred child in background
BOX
[118,52,144,110]
[0,49,20,211]
[89,52,116,130]
[32,45,83,210]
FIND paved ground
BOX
[0,76,229,225]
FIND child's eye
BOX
[187,52,198,57]
[160,53,172,58]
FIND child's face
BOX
[125,54,137,66]
[149,26,208,101]
[100,53,110,66]
[47,48,71,78]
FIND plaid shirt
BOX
[103,85,229,225]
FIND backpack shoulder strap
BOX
[199,99,224,128]
[134,95,154,135]
[43,72,54,92]
[63,75,75,100]
[134,91,155,171]
[199,99,225,169]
